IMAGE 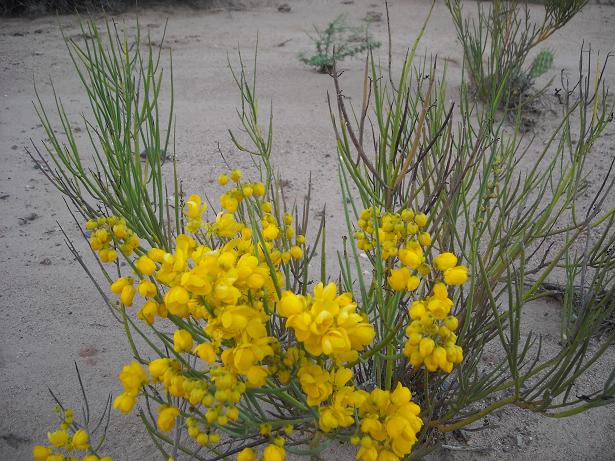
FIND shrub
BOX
[299,15,380,73]
[446,0,587,109]
[29,9,615,461]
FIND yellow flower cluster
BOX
[237,437,287,461]
[95,171,316,449]
[401,253,467,372]
[354,383,423,461]
[295,361,422,461]
[277,282,375,363]
[184,194,207,233]
[78,171,470,460]
[355,207,467,374]
[112,361,148,413]
[216,169,263,212]
[33,407,111,461]
[355,207,429,260]
[404,285,464,372]
[297,364,423,461]
[86,216,140,263]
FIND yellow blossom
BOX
[230,169,242,182]
[112,392,136,413]
[237,448,256,461]
[157,406,180,432]
[173,329,193,353]
[47,430,68,447]
[194,342,216,364]
[72,429,89,450]
[184,194,206,219]
[444,266,468,285]
[263,444,285,461]
[33,445,52,460]
[218,174,229,186]
[433,252,458,271]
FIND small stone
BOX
[516,434,523,448]
[19,212,39,225]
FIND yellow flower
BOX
[112,392,136,413]
[444,316,459,331]
[47,429,68,447]
[136,255,157,276]
[237,448,257,461]
[419,337,435,357]
[110,277,132,295]
[72,429,89,450]
[148,248,167,262]
[184,194,206,219]
[157,406,180,432]
[242,185,254,197]
[263,444,286,461]
[253,182,266,197]
[444,266,468,285]
[120,284,136,306]
[164,286,190,317]
[290,245,303,259]
[118,361,148,394]
[406,275,420,291]
[260,423,272,436]
[399,249,421,269]
[220,193,239,213]
[418,232,431,246]
[261,201,273,213]
[138,300,159,325]
[138,280,157,298]
[246,365,268,387]
[277,291,304,317]
[33,445,52,460]
[298,363,333,406]
[194,342,216,364]
[149,358,172,380]
[218,174,229,185]
[173,329,193,353]
[230,169,242,182]
[388,267,409,291]
[263,224,280,241]
[433,252,458,271]
[414,212,428,227]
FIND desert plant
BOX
[29,8,614,461]
[446,0,587,109]
[331,9,615,453]
[299,15,380,73]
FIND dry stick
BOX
[409,103,456,198]
[391,73,435,201]
[385,1,396,92]
[358,52,372,149]
[330,62,388,190]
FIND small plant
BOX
[299,15,380,73]
[446,0,586,109]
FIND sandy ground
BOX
[1,0,615,460]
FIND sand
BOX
[1,0,614,460]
